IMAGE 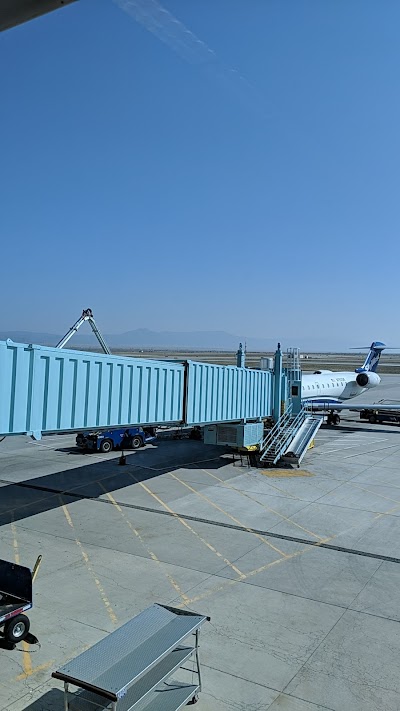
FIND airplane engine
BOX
[356,372,381,388]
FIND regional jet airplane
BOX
[302,341,400,424]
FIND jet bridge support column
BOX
[236,343,246,368]
[273,343,282,423]
[290,380,302,414]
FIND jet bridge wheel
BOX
[131,436,143,449]
[99,439,113,453]
[327,413,340,426]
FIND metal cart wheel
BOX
[4,614,30,643]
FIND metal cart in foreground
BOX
[0,555,42,643]
[52,603,209,711]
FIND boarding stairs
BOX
[259,405,323,466]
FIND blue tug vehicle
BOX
[76,427,157,453]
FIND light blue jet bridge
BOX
[0,339,276,440]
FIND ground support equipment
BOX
[0,555,41,643]
[52,603,209,711]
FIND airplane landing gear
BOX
[327,412,340,426]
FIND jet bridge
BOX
[0,333,323,465]
[0,338,274,439]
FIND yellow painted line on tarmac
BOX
[10,519,32,677]
[346,481,400,507]
[178,577,239,608]
[169,473,288,558]
[15,660,53,681]
[180,532,339,609]
[128,473,245,578]
[61,500,118,626]
[182,552,305,608]
[260,469,314,478]
[242,475,301,500]
[198,467,324,541]
[374,501,400,519]
[100,486,191,605]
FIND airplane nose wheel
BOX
[327,413,340,426]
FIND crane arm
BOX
[56,309,112,355]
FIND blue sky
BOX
[1,0,399,348]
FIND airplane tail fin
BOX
[353,341,386,373]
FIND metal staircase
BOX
[280,413,323,466]
[259,405,322,466]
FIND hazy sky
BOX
[1,0,399,347]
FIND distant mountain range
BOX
[0,328,343,352]
[0,328,274,351]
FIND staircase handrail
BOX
[270,408,307,456]
[260,405,308,461]
[260,403,293,453]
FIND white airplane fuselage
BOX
[302,370,381,404]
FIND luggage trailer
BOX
[0,556,41,643]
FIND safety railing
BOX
[259,404,308,464]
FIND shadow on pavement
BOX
[0,440,230,527]
[18,688,65,711]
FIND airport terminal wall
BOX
[0,339,274,437]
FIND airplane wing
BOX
[306,401,400,413]
[0,0,77,32]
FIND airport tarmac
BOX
[1,376,400,710]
